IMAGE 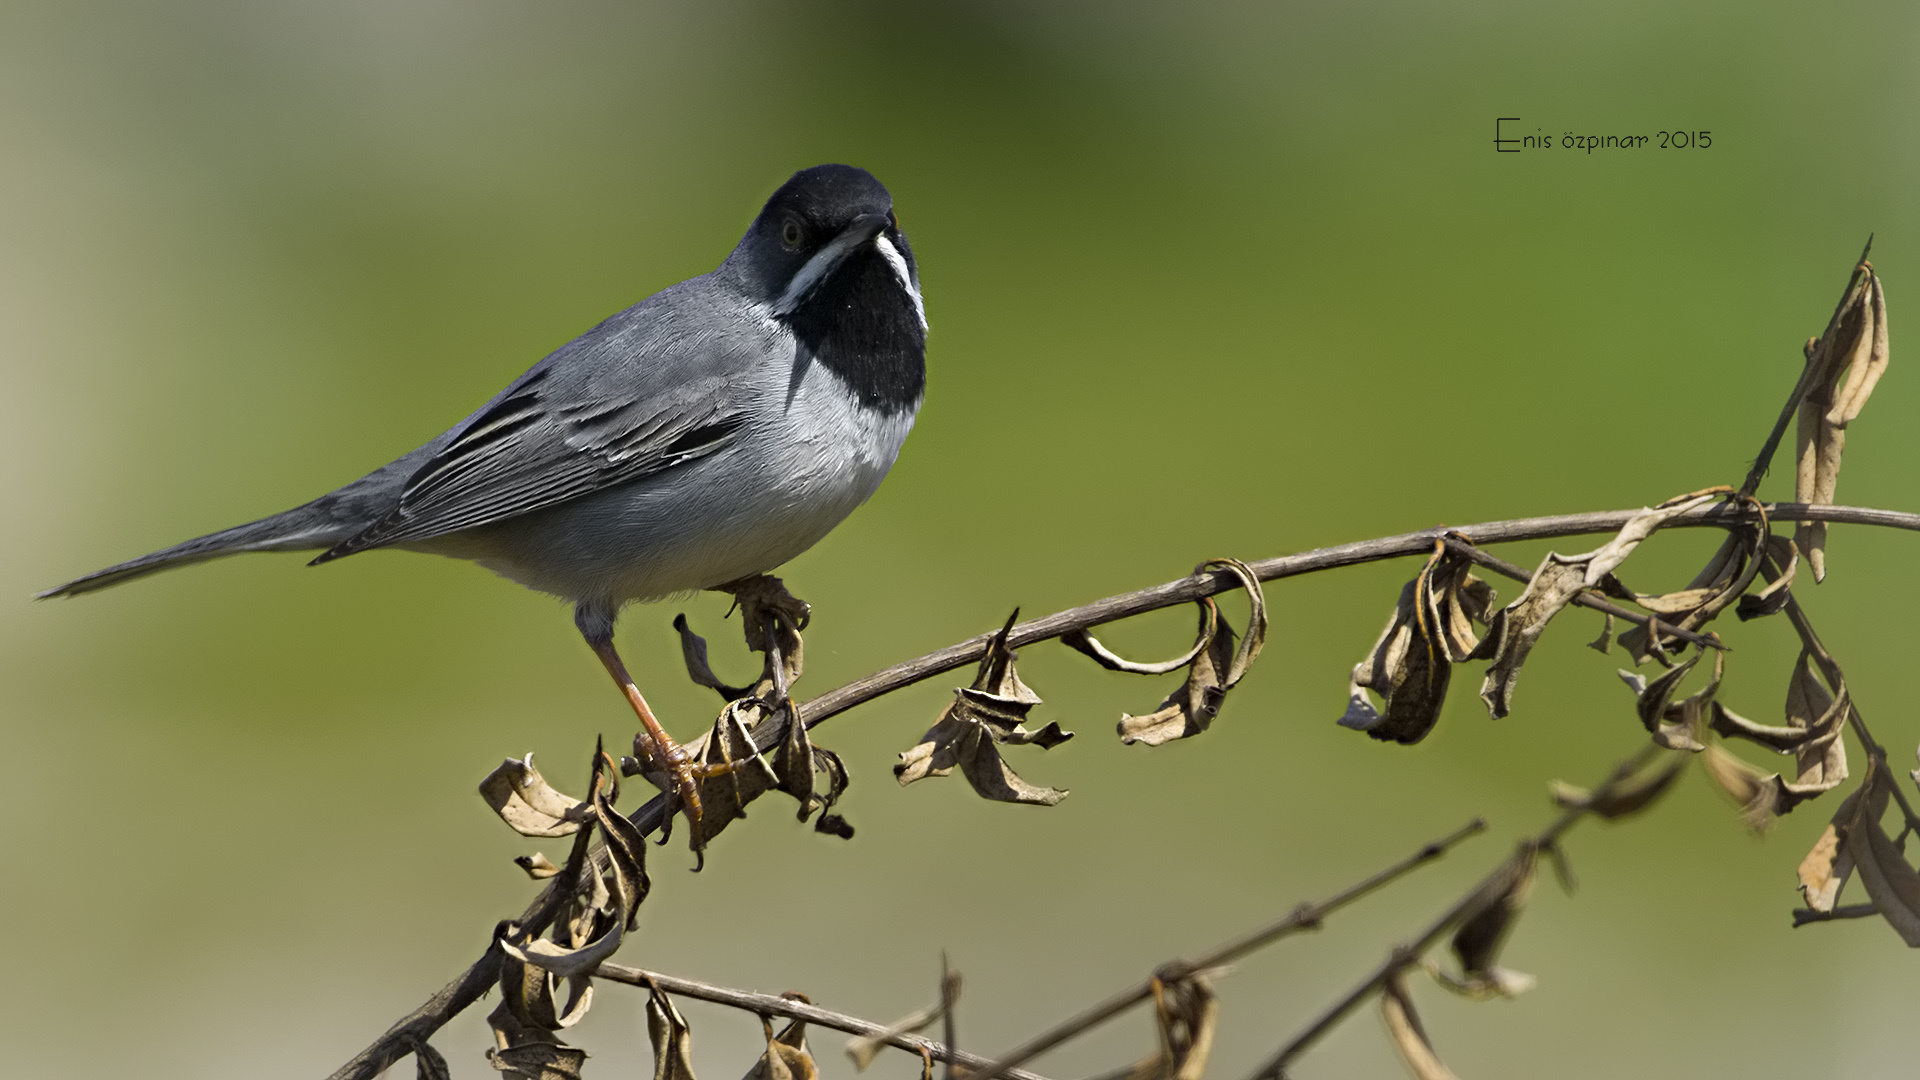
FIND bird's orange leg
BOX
[586,638,756,833]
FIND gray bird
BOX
[41,163,927,820]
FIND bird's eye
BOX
[781,219,805,249]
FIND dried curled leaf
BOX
[409,1038,452,1080]
[1341,538,1495,745]
[481,755,590,838]
[487,999,590,1080]
[744,1017,817,1080]
[648,982,701,1080]
[1699,650,1851,828]
[1615,645,1720,752]
[1836,758,1920,946]
[1796,262,1890,582]
[1550,753,1686,820]
[1102,975,1218,1080]
[1380,975,1459,1080]
[895,611,1073,805]
[1477,491,1721,718]
[1615,512,1768,665]
[515,852,562,880]
[1090,558,1267,747]
[1736,534,1799,620]
[1434,847,1537,999]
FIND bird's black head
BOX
[725,164,926,414]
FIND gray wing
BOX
[316,278,764,561]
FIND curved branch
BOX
[798,501,1920,728]
[323,500,1918,1080]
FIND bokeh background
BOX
[5,1,1918,1077]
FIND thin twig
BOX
[1791,902,1879,927]
[962,818,1486,1080]
[324,500,1918,1080]
[1245,745,1663,1080]
[590,963,1053,1080]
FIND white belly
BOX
[414,359,917,608]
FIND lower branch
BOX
[1245,745,1664,1080]
[591,964,1053,1080]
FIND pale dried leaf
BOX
[648,984,700,1080]
[1699,742,1778,830]
[1380,975,1459,1080]
[515,852,562,880]
[1798,782,1863,913]
[503,922,623,981]
[480,755,589,838]
[1796,264,1888,582]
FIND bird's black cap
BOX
[728,164,926,414]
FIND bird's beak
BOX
[771,213,893,317]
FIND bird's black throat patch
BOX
[785,246,925,415]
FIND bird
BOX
[40,163,928,824]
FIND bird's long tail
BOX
[37,502,360,598]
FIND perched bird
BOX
[40,163,927,820]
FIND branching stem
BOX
[1243,745,1663,1080]
[962,818,1486,1080]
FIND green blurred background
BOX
[4,1,1917,1076]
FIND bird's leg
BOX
[585,636,709,827]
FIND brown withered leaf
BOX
[1736,534,1799,620]
[771,702,855,839]
[489,1043,588,1080]
[1380,975,1459,1080]
[1796,262,1890,582]
[408,1038,451,1080]
[1434,847,1537,999]
[1798,783,1864,913]
[487,1000,588,1080]
[1099,975,1218,1080]
[1549,753,1686,820]
[1837,758,1920,946]
[1477,491,1721,718]
[1696,658,1850,831]
[1616,516,1767,664]
[678,704,784,850]
[675,613,755,700]
[1614,644,1717,751]
[1341,539,1495,745]
[1096,558,1267,746]
[647,982,700,1080]
[481,754,591,838]
[743,1018,816,1080]
[896,611,1072,805]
